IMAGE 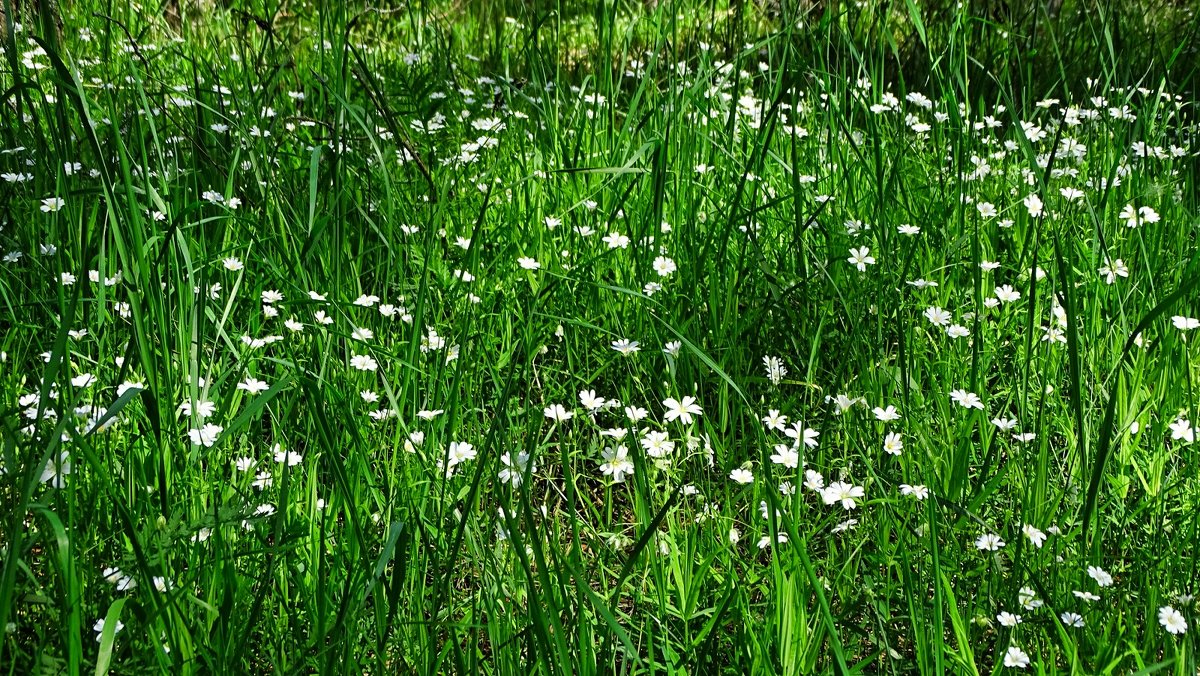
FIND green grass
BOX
[1,0,1198,673]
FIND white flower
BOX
[237,377,270,395]
[179,400,216,418]
[640,430,675,458]
[603,232,630,249]
[1087,565,1114,587]
[763,355,787,386]
[273,445,303,466]
[946,325,970,339]
[578,389,606,411]
[821,481,864,510]
[872,405,901,422]
[543,403,574,422]
[1022,524,1046,548]
[39,452,71,488]
[900,484,928,499]
[1172,316,1200,331]
[769,444,799,468]
[1059,187,1085,201]
[924,306,951,326]
[1003,646,1030,669]
[950,389,984,410]
[1019,587,1043,610]
[1121,204,1160,228]
[992,417,1018,431]
[71,373,96,388]
[761,409,788,431]
[41,197,66,212]
[847,246,875,272]
[756,533,788,549]
[975,533,1005,551]
[1023,193,1043,218]
[446,441,476,467]
[652,256,677,277]
[997,611,1022,627]
[93,618,125,640]
[994,284,1021,303]
[498,451,534,487]
[833,394,863,414]
[1168,418,1195,443]
[611,339,640,355]
[222,257,244,271]
[784,422,819,448]
[188,423,223,447]
[783,465,814,491]
[517,257,541,270]
[832,518,858,533]
[729,468,754,485]
[599,445,634,483]
[349,354,378,372]
[1099,257,1128,284]
[663,396,702,425]
[1159,606,1187,635]
[1060,612,1084,628]
[882,432,903,456]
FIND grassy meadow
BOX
[1,0,1199,672]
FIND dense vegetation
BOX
[1,0,1198,673]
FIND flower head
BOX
[975,533,1005,551]
[882,432,903,456]
[821,481,864,510]
[498,451,534,487]
[950,389,984,410]
[847,246,875,272]
[663,396,702,425]
[1087,565,1113,587]
[611,339,640,355]
[729,468,754,484]
[543,403,574,422]
[599,445,634,483]
[1159,606,1187,635]
[1003,646,1030,669]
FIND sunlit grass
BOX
[0,0,1198,673]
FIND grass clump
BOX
[0,0,1198,673]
